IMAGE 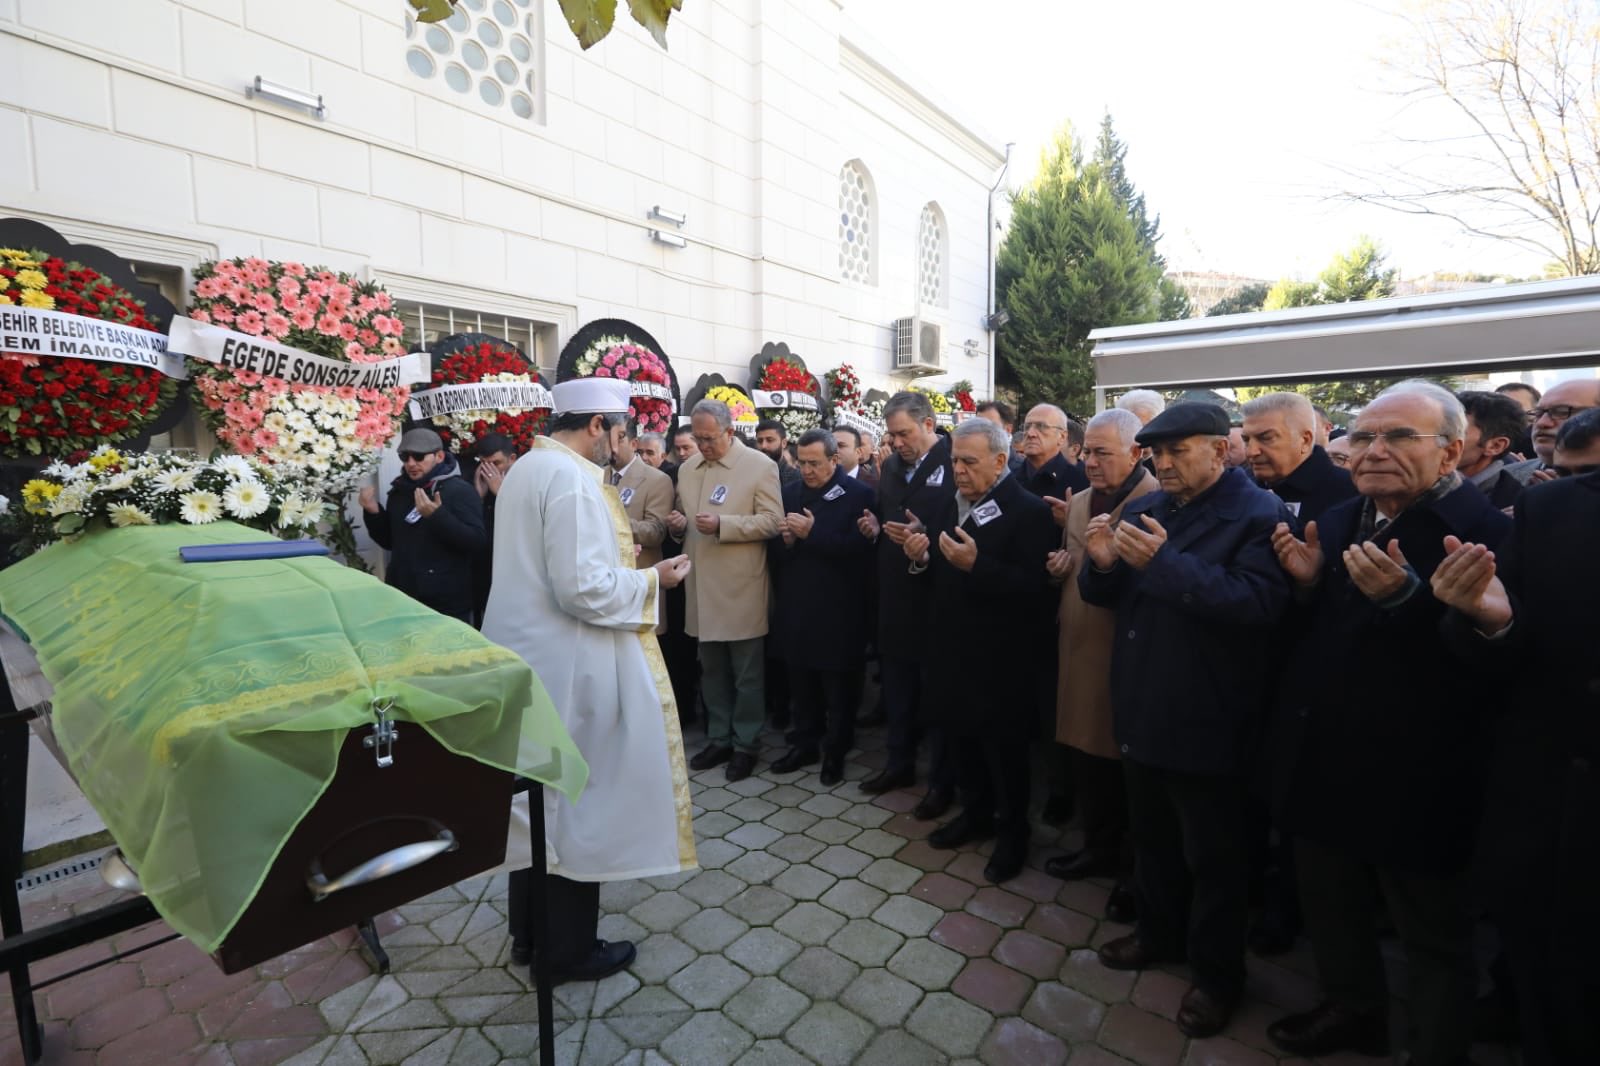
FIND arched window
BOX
[838,160,877,285]
[918,202,948,307]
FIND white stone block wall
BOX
[1,0,1003,400]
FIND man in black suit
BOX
[856,391,957,817]
[1080,402,1291,1039]
[1266,381,1511,1065]
[899,417,1056,883]
[1434,444,1599,1066]
[1016,403,1091,499]
[1457,390,1534,508]
[768,429,876,784]
[1240,392,1355,526]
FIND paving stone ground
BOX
[1,715,1525,1066]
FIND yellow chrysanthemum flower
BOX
[13,269,47,289]
[21,480,63,515]
[87,450,125,472]
[0,294,12,306]
[0,275,10,290]
[18,289,52,309]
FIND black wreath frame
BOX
[554,317,682,415]
[0,216,189,441]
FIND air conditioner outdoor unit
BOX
[892,316,944,373]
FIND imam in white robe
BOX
[483,436,696,881]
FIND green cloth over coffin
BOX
[0,521,586,953]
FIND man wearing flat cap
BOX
[484,377,697,985]
[360,426,487,623]
[1078,401,1291,1038]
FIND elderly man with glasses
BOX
[1265,380,1511,1064]
[1505,377,1600,481]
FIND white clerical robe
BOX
[483,436,696,881]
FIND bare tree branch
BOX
[1348,0,1600,274]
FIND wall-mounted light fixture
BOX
[649,205,687,227]
[649,230,688,248]
[962,338,982,357]
[247,76,326,119]
[982,308,1010,332]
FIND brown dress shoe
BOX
[1267,1000,1390,1057]
[1095,934,1168,971]
[1177,984,1237,1038]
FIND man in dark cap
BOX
[1079,402,1291,1038]
[360,427,487,623]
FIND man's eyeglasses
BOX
[1530,404,1594,421]
[1022,421,1066,434]
[399,451,431,462]
[1345,428,1449,450]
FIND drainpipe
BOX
[985,142,1014,401]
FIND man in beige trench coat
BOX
[1044,408,1158,913]
[667,398,784,781]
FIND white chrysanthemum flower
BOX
[108,504,155,528]
[43,460,74,479]
[293,391,320,411]
[99,472,136,492]
[179,490,222,524]
[277,494,304,527]
[263,412,289,433]
[152,468,198,493]
[298,499,326,525]
[223,480,269,519]
[311,436,336,458]
[307,457,331,475]
[49,486,87,517]
[211,455,254,479]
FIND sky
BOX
[845,0,1551,283]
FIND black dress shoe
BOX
[689,744,733,771]
[1267,1001,1390,1057]
[1177,984,1238,1038]
[509,941,531,966]
[770,747,819,774]
[1095,934,1168,971]
[912,787,953,821]
[1104,882,1138,923]
[725,751,757,782]
[1044,850,1117,882]
[928,811,996,850]
[983,837,1027,884]
[543,939,637,985]
[858,766,915,795]
[818,758,844,787]
[1040,794,1075,826]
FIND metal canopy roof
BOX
[1088,275,1600,392]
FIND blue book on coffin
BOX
[179,540,331,563]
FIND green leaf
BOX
[558,0,617,50]
[627,0,681,49]
[409,0,457,24]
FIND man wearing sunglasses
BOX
[359,426,486,624]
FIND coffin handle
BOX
[306,826,458,902]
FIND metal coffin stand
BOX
[2,686,560,1066]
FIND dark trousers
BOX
[1294,837,1475,1066]
[880,654,954,789]
[1123,759,1250,998]
[1497,906,1598,1066]
[957,732,1032,844]
[699,637,765,752]
[787,663,863,760]
[764,651,789,719]
[1072,748,1130,865]
[660,630,698,723]
[507,870,599,970]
